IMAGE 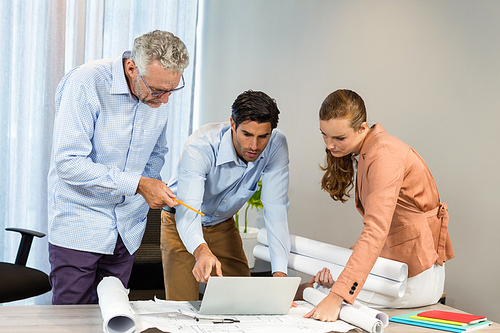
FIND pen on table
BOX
[194,317,239,324]
[172,197,205,216]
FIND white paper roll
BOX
[313,284,389,327]
[97,276,136,333]
[253,245,406,298]
[341,305,384,333]
[303,287,385,333]
[258,228,407,282]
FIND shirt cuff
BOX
[184,234,207,255]
[270,256,288,275]
[116,172,142,197]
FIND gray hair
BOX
[131,30,189,75]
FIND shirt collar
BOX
[216,126,240,166]
[110,51,132,96]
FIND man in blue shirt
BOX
[161,90,291,301]
[47,30,188,304]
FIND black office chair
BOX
[0,228,52,303]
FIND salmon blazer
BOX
[331,124,454,304]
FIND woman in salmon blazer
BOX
[304,89,454,322]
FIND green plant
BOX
[235,179,263,233]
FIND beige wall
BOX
[194,0,500,321]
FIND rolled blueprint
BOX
[314,284,389,327]
[257,228,407,282]
[97,276,136,333]
[253,244,406,298]
[303,287,386,333]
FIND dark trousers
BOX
[48,235,135,305]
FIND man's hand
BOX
[296,267,335,301]
[304,291,343,322]
[312,267,335,288]
[136,177,178,209]
[192,244,223,283]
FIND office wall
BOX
[194,0,500,321]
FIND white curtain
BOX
[0,0,198,305]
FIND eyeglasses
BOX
[139,72,185,98]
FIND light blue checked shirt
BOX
[166,123,291,273]
[48,51,170,255]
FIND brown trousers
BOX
[160,210,250,301]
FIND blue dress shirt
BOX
[48,51,170,255]
[167,123,290,273]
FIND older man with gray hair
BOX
[47,30,188,305]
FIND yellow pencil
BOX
[172,198,205,216]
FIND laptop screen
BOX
[191,276,301,315]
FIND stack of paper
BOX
[390,310,492,332]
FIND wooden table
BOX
[0,302,498,332]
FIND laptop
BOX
[189,276,301,315]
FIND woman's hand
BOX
[304,292,343,322]
[312,267,335,288]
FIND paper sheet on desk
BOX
[97,277,359,333]
[132,298,358,333]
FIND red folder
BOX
[417,310,487,325]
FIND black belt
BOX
[163,206,176,213]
